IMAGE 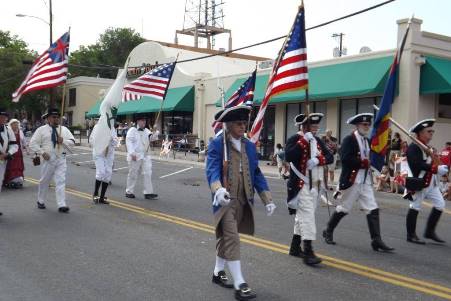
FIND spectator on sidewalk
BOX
[322,129,339,184]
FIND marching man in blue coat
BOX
[285,113,333,265]
[206,106,276,301]
[322,113,394,252]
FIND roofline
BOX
[147,40,270,62]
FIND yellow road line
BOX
[24,177,451,299]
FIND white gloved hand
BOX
[213,187,230,206]
[304,132,315,142]
[307,157,319,170]
[438,165,449,176]
[265,202,277,216]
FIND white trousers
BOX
[0,162,6,193]
[293,185,319,241]
[336,183,378,214]
[409,185,445,211]
[126,155,154,195]
[38,156,67,208]
[94,153,114,182]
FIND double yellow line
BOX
[25,177,451,300]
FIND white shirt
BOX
[29,124,75,157]
[126,127,159,161]
[354,131,371,184]
[0,124,18,157]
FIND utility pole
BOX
[332,33,345,57]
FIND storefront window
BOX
[339,97,378,141]
[438,93,451,119]
[284,101,327,140]
[162,111,193,135]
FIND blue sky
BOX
[1,0,450,63]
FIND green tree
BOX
[70,27,145,78]
[0,30,49,120]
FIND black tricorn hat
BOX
[42,107,60,119]
[0,107,8,117]
[409,118,435,133]
[294,113,323,126]
[214,106,251,122]
[347,113,373,125]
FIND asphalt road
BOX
[1,147,450,301]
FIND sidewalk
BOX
[76,138,282,177]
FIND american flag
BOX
[12,32,70,103]
[212,70,256,136]
[122,91,142,102]
[122,62,176,100]
[249,4,308,143]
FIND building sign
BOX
[127,63,159,78]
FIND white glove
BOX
[307,157,319,170]
[213,187,230,206]
[304,132,315,142]
[438,165,449,176]
[265,202,277,216]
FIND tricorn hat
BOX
[0,107,8,117]
[294,113,324,126]
[409,118,435,133]
[42,107,60,119]
[214,106,251,122]
[347,113,373,125]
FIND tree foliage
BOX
[0,30,49,119]
[69,27,145,78]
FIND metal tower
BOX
[175,0,232,50]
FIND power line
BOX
[71,0,395,70]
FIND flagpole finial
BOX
[408,14,414,24]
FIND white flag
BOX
[90,69,127,156]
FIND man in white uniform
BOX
[125,114,159,200]
[29,108,75,213]
[0,108,18,205]
[91,121,118,205]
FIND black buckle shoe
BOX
[212,271,233,289]
[234,283,256,301]
[407,234,426,244]
[37,202,46,209]
[93,196,100,204]
[99,197,110,205]
[303,252,322,265]
[144,193,158,200]
[371,238,395,252]
[58,206,70,213]
[125,193,135,199]
[0,212,3,216]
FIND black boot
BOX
[367,209,394,252]
[289,234,304,258]
[424,208,445,243]
[99,182,110,204]
[406,209,425,244]
[322,211,347,245]
[303,240,322,265]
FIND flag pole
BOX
[58,27,71,150]
[247,62,258,134]
[153,54,179,131]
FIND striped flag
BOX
[122,91,142,102]
[370,20,411,171]
[12,32,70,103]
[123,62,176,100]
[249,4,308,143]
[212,70,256,136]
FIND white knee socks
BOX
[227,260,245,289]
[213,256,226,276]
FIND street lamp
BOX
[16,0,52,45]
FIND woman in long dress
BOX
[3,119,28,188]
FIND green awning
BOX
[85,100,102,118]
[136,85,194,113]
[420,56,451,95]
[217,56,393,106]
[86,86,195,117]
